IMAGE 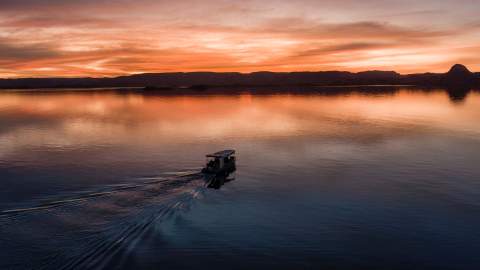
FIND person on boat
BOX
[207,159,215,168]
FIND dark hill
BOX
[447,64,472,75]
[443,64,475,86]
[0,65,478,89]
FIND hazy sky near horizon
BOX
[0,0,479,77]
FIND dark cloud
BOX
[295,42,394,57]
[258,19,452,40]
[325,21,449,38]
[177,17,454,42]
[0,0,177,13]
[0,0,120,10]
[0,38,59,61]
[1,16,118,28]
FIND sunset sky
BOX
[0,0,479,78]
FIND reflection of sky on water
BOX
[1,90,479,149]
[1,88,480,269]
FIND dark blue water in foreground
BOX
[1,88,480,269]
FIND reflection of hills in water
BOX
[0,171,212,269]
[140,86,477,103]
[3,85,477,104]
[446,87,472,104]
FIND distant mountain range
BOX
[0,64,478,89]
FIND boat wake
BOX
[0,170,202,216]
[0,170,207,269]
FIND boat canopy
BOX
[206,149,235,158]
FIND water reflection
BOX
[207,172,236,189]
[1,88,479,143]
[446,86,472,104]
[1,87,480,269]
[1,87,479,207]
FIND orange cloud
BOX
[0,0,479,77]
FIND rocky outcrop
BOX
[442,64,476,86]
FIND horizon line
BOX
[1,65,476,80]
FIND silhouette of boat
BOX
[202,150,236,175]
[202,150,236,189]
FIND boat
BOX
[201,149,236,176]
[201,150,236,189]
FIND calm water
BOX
[1,88,480,269]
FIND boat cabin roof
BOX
[206,149,235,158]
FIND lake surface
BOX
[1,87,480,269]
